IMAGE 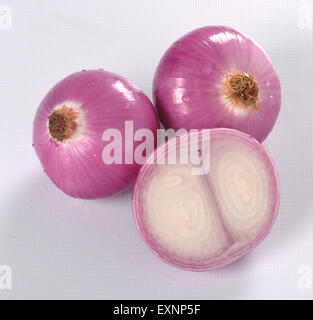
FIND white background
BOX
[0,0,313,299]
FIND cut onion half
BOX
[132,129,279,271]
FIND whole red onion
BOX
[33,70,159,199]
[153,26,281,142]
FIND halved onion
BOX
[133,129,279,270]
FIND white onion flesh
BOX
[144,165,229,262]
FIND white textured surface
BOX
[0,0,313,299]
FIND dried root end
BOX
[224,71,259,110]
[48,106,79,142]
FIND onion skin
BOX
[33,70,159,199]
[132,129,280,271]
[153,26,281,142]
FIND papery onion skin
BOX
[33,70,159,199]
[132,129,280,271]
[153,26,281,142]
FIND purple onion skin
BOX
[33,70,159,199]
[133,129,280,271]
[153,26,281,142]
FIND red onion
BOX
[153,26,281,142]
[33,70,159,199]
[133,129,279,271]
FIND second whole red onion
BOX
[153,26,281,142]
[33,70,159,199]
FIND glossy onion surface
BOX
[153,26,281,142]
[33,70,159,199]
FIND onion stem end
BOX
[224,71,259,110]
[48,106,78,142]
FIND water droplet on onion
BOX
[182,95,190,103]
